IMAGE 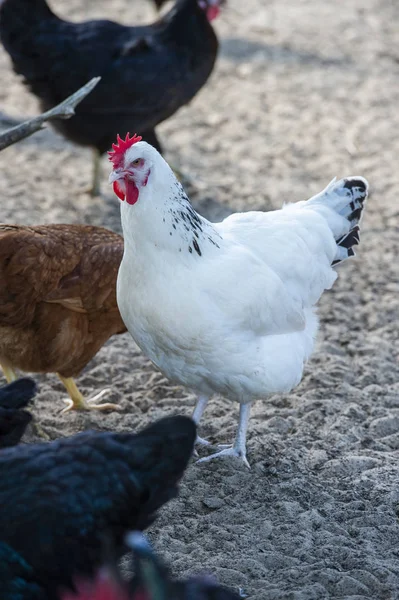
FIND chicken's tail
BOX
[305,176,369,266]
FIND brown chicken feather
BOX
[0,224,126,412]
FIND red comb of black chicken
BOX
[0,415,196,598]
[0,377,37,448]
[62,532,242,600]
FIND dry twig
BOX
[0,76,101,151]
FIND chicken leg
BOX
[58,375,119,413]
[88,148,102,196]
[1,364,17,383]
[197,402,251,468]
[192,394,211,447]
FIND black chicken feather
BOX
[0,541,46,600]
[0,415,196,599]
[0,409,32,449]
[0,0,219,155]
[0,377,37,410]
[0,377,37,448]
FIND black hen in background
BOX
[0,377,36,448]
[0,415,196,599]
[62,532,242,600]
[0,0,223,195]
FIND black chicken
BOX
[62,532,242,600]
[0,0,223,195]
[0,377,37,448]
[1,541,46,600]
[0,415,196,600]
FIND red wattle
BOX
[113,180,125,201]
[125,178,139,205]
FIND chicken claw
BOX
[196,402,251,467]
[32,422,51,441]
[59,375,119,413]
[61,390,119,413]
[61,399,119,413]
[196,446,250,469]
[196,435,211,446]
[193,434,211,457]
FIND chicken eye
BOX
[132,158,142,166]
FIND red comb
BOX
[61,575,130,600]
[108,133,142,168]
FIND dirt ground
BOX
[1,0,399,598]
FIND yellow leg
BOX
[1,364,17,383]
[32,422,51,441]
[82,149,101,196]
[90,149,101,197]
[57,374,119,414]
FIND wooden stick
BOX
[0,76,101,151]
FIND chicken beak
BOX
[109,170,127,201]
[108,170,122,184]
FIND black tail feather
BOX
[332,178,368,266]
[337,225,360,249]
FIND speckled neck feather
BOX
[160,180,221,258]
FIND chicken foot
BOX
[58,375,119,413]
[197,402,251,468]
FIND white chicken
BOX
[109,133,369,467]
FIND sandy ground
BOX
[1,0,399,598]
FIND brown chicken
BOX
[0,224,126,412]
